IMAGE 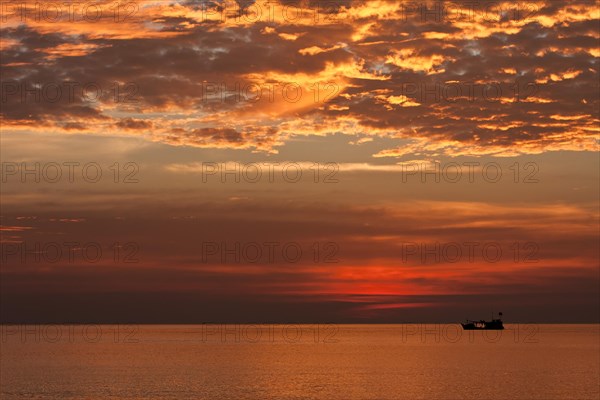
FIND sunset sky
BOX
[1,0,598,323]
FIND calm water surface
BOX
[1,324,598,399]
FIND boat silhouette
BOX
[461,312,504,330]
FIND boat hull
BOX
[461,321,504,330]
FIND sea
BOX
[1,324,598,399]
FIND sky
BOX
[0,0,599,323]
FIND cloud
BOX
[1,0,598,158]
[1,198,598,321]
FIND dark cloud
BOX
[1,1,597,155]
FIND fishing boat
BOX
[461,312,504,330]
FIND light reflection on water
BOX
[1,324,598,400]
